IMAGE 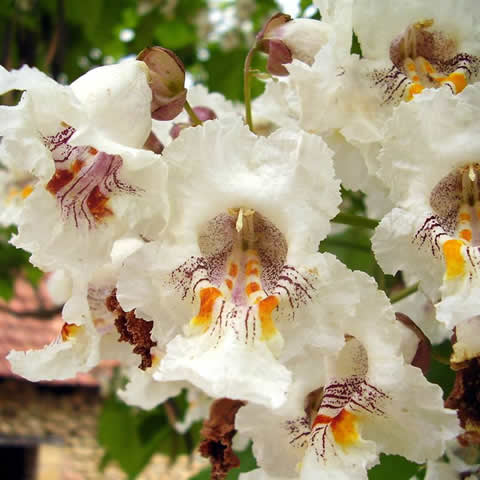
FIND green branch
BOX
[184,100,203,126]
[243,46,257,131]
[390,282,420,304]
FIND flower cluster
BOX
[2,0,480,478]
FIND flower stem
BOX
[390,282,420,304]
[331,212,380,229]
[244,46,258,132]
[184,100,203,126]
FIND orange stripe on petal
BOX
[460,229,472,242]
[229,263,238,278]
[191,287,223,331]
[258,295,279,341]
[246,282,261,295]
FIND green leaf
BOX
[98,390,203,478]
[319,227,377,276]
[98,395,168,479]
[368,454,421,480]
[154,21,196,50]
[351,32,362,56]
[0,275,14,301]
[23,264,43,287]
[427,341,455,400]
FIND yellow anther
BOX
[236,208,244,233]
[414,18,434,30]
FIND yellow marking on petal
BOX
[246,282,261,296]
[443,239,466,278]
[6,187,19,203]
[406,83,424,101]
[460,229,472,242]
[225,278,233,290]
[191,287,223,332]
[442,72,467,94]
[61,323,83,341]
[423,60,435,74]
[460,213,471,222]
[312,410,359,447]
[21,185,33,198]
[258,295,279,341]
[331,410,359,446]
[151,355,160,367]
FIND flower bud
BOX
[256,13,293,76]
[137,46,187,121]
[170,122,190,140]
[143,131,164,154]
[193,106,217,122]
[257,14,333,75]
[170,106,217,139]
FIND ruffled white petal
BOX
[164,118,340,259]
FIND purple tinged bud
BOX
[256,13,293,76]
[143,131,164,154]
[265,39,293,76]
[257,13,292,43]
[137,46,187,120]
[395,312,431,375]
[193,106,217,122]
[170,122,190,139]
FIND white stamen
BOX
[236,208,244,233]
[469,164,476,182]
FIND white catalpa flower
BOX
[353,0,480,105]
[117,348,184,410]
[6,238,144,381]
[420,440,480,480]
[286,0,357,138]
[7,264,131,381]
[451,316,480,367]
[372,84,480,328]
[0,62,168,274]
[116,118,350,408]
[236,269,460,480]
[0,164,35,227]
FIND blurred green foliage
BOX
[0,226,42,300]
[98,387,203,479]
